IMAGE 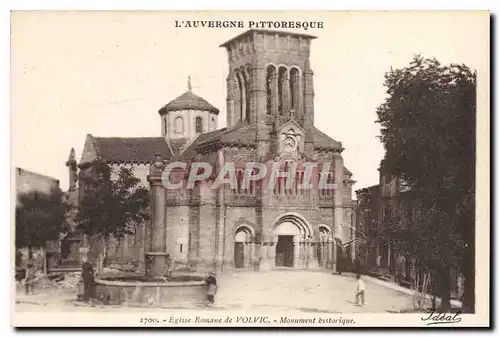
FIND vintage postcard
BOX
[11,10,490,327]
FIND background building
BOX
[15,167,60,199]
[355,161,464,299]
[15,168,61,268]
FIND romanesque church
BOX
[65,29,356,273]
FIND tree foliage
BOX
[376,55,476,311]
[377,56,476,191]
[77,160,150,240]
[16,187,69,256]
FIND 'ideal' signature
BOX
[421,309,462,326]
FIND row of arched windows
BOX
[231,170,336,197]
[232,65,302,124]
[267,65,301,116]
[168,116,216,135]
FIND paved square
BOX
[215,270,413,313]
[15,271,414,313]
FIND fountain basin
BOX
[94,274,207,306]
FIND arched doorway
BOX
[274,222,301,267]
[234,225,254,269]
[272,213,315,269]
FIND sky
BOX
[11,11,489,194]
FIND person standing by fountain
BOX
[23,261,36,295]
[81,256,95,303]
[205,272,218,307]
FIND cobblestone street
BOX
[15,270,414,313]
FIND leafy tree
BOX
[16,187,69,261]
[77,161,150,273]
[376,56,476,312]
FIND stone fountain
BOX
[93,154,207,307]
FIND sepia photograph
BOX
[10,10,490,327]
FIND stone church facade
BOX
[67,29,356,273]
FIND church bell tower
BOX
[220,29,317,150]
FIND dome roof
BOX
[159,90,219,115]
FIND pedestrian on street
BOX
[81,256,95,303]
[23,261,36,295]
[395,255,405,284]
[205,272,218,307]
[355,274,365,306]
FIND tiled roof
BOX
[93,137,175,164]
[180,128,228,160]
[311,129,349,173]
[167,138,190,156]
[180,122,344,159]
[220,123,258,146]
[312,128,342,150]
[198,122,256,147]
[15,167,60,184]
[197,124,342,149]
[88,124,345,166]
[158,91,219,115]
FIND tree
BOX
[376,56,476,312]
[77,161,150,274]
[16,187,69,262]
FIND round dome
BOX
[159,91,219,115]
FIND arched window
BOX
[266,65,276,115]
[289,68,300,112]
[211,117,216,130]
[195,117,203,134]
[237,170,244,194]
[174,117,184,134]
[319,173,326,196]
[236,71,245,123]
[249,168,255,195]
[329,173,335,196]
[319,225,331,236]
[234,225,254,269]
[295,170,301,194]
[242,69,250,122]
[278,67,287,115]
